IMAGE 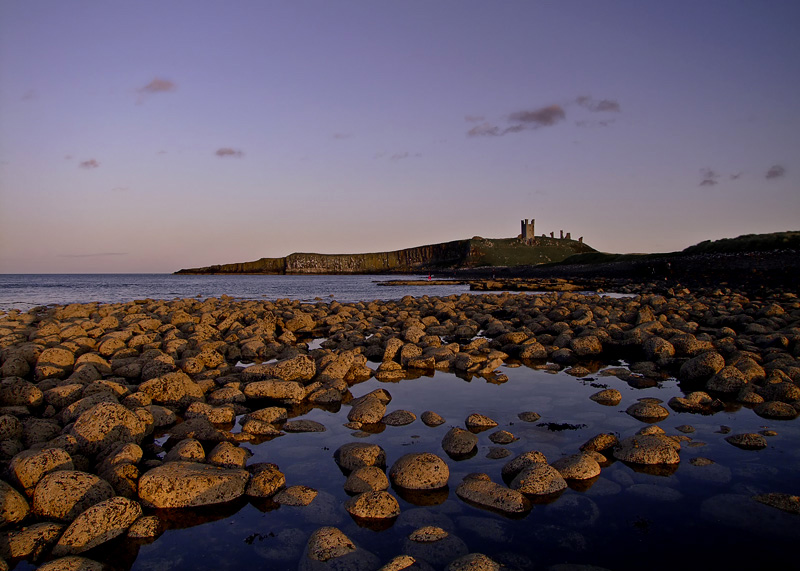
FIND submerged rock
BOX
[456,474,530,515]
[390,453,450,490]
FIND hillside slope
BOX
[174,236,595,275]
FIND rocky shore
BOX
[1,279,799,570]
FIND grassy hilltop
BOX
[175,236,596,275]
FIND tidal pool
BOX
[27,362,800,571]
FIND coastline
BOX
[1,276,799,569]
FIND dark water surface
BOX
[0,274,472,312]
[19,363,799,571]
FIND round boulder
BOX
[679,351,725,382]
[345,491,400,519]
[52,496,142,556]
[613,435,680,465]
[137,461,249,508]
[389,453,449,490]
[344,466,389,494]
[334,443,387,472]
[71,402,146,457]
[32,470,115,522]
[550,454,602,480]
[442,428,478,457]
[509,464,567,496]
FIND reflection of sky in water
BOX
[97,364,800,571]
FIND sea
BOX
[0,274,475,312]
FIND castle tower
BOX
[520,218,535,243]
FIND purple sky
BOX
[1,0,798,273]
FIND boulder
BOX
[32,470,114,522]
[71,402,146,456]
[442,428,478,457]
[137,461,249,508]
[206,441,251,468]
[679,351,725,382]
[613,435,680,465]
[300,526,379,571]
[455,474,530,515]
[421,411,445,426]
[245,463,286,498]
[0,521,64,560]
[138,372,204,409]
[348,396,387,424]
[37,556,107,571]
[344,491,400,519]
[344,466,389,494]
[0,480,29,528]
[8,448,74,495]
[550,454,601,480]
[465,414,497,431]
[334,443,387,472]
[389,453,450,490]
[242,355,316,382]
[446,554,500,571]
[243,379,305,402]
[589,389,622,406]
[500,451,548,481]
[625,401,670,422]
[274,485,318,506]
[509,464,567,495]
[51,496,142,556]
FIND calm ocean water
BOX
[0,274,474,311]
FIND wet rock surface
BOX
[0,282,798,569]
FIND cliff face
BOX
[174,237,595,275]
[175,240,472,274]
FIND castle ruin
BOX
[520,219,581,245]
[520,218,536,245]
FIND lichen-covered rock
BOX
[206,441,251,468]
[283,420,326,433]
[570,335,602,356]
[589,389,622,406]
[242,355,316,382]
[509,464,567,496]
[37,556,107,571]
[421,411,445,426]
[9,448,74,495]
[300,526,380,571]
[35,347,75,380]
[0,480,29,528]
[679,351,725,382]
[344,466,389,494]
[246,463,286,498]
[334,442,387,472]
[551,454,602,480]
[500,451,548,481]
[754,401,798,420]
[402,527,468,569]
[626,401,670,422]
[274,485,318,506]
[706,366,747,393]
[138,372,204,409]
[137,461,248,508]
[455,474,530,515]
[345,491,400,519]
[184,402,236,424]
[389,453,450,490]
[446,553,500,571]
[52,496,142,556]
[725,433,768,450]
[243,379,306,402]
[0,521,64,560]
[32,470,114,522]
[613,434,680,464]
[382,410,417,426]
[0,415,23,441]
[165,438,206,463]
[465,413,498,431]
[348,395,387,424]
[70,402,146,456]
[0,377,43,407]
[442,427,478,457]
[127,515,163,539]
[579,433,619,453]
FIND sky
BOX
[1,0,798,273]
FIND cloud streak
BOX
[79,159,99,169]
[766,165,785,179]
[467,104,566,137]
[699,168,720,186]
[576,96,621,112]
[136,78,176,103]
[215,147,244,158]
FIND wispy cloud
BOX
[729,172,742,180]
[215,147,244,158]
[467,104,566,137]
[575,119,615,128]
[58,252,127,258]
[136,78,176,103]
[766,165,786,179]
[79,159,100,169]
[699,168,720,186]
[576,96,621,113]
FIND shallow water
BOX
[19,361,799,571]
